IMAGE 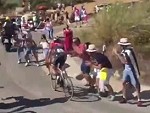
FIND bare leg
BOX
[83,73,91,85]
[122,82,127,99]
[45,60,50,75]
[91,76,96,86]
[33,51,39,64]
[96,78,100,92]
[135,83,141,101]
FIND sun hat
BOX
[86,44,97,52]
[5,16,10,20]
[117,38,131,46]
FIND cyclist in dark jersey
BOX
[49,37,67,75]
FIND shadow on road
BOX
[18,111,37,113]
[71,86,101,102]
[0,96,68,113]
[114,89,150,107]
[0,86,4,88]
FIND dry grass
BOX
[76,0,150,85]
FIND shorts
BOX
[97,68,114,85]
[24,48,32,56]
[123,67,140,88]
[43,48,49,59]
[75,16,80,22]
[81,61,90,74]
[24,47,37,56]
[53,54,67,69]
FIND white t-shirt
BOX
[45,22,53,31]
[40,42,49,49]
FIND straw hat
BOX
[86,44,97,52]
[5,16,10,20]
[117,38,131,46]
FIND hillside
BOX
[5,0,21,5]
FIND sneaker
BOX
[137,101,142,107]
[99,92,108,97]
[36,63,40,67]
[119,98,127,104]
[27,60,30,63]
[25,63,29,67]
[17,60,21,64]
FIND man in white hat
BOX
[113,38,141,106]
[86,44,115,100]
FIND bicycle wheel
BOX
[62,74,74,99]
[50,73,57,91]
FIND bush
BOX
[79,0,150,49]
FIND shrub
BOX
[79,0,150,49]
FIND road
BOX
[0,26,150,113]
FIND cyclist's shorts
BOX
[53,54,67,69]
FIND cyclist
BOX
[49,37,67,75]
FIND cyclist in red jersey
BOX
[49,37,67,75]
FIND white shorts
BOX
[75,16,80,21]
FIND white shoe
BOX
[36,63,40,67]
[25,63,29,67]
[17,60,21,64]
[27,60,30,63]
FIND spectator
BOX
[39,34,50,75]
[63,25,73,55]
[74,38,92,86]
[113,38,142,106]
[44,18,53,39]
[65,11,70,25]
[74,7,81,27]
[80,6,88,24]
[23,30,39,67]
[86,44,115,99]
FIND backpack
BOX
[4,22,13,35]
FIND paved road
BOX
[0,26,150,113]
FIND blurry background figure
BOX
[95,5,100,13]
[39,34,50,75]
[32,14,37,28]
[74,7,81,28]
[63,25,73,55]
[44,18,53,40]
[80,6,88,24]
[65,11,70,25]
